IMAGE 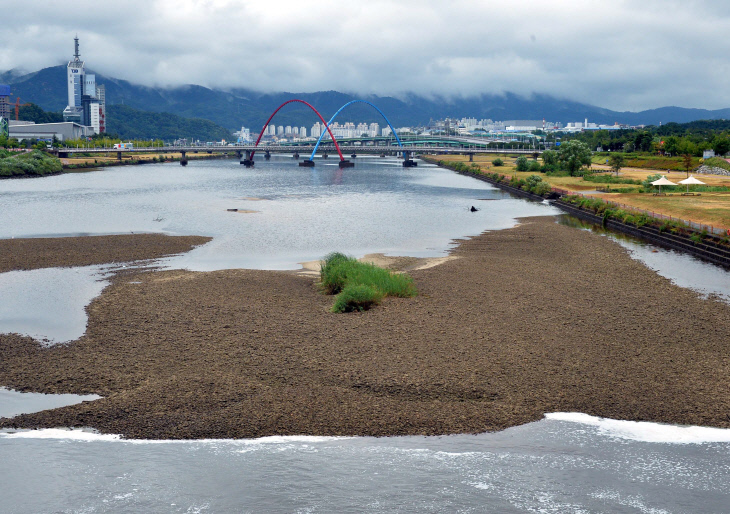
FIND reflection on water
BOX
[558,215,730,303]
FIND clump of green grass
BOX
[320,252,353,294]
[331,284,384,313]
[320,252,417,313]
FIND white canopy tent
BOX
[678,175,705,194]
[651,176,677,194]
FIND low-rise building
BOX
[9,120,94,141]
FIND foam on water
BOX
[0,428,348,445]
[0,428,121,441]
[546,412,730,444]
[6,415,730,446]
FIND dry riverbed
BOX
[1,217,729,439]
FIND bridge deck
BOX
[55,145,543,156]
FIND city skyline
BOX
[2,1,730,113]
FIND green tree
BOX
[541,149,558,166]
[558,140,592,176]
[662,136,680,156]
[608,153,625,176]
[712,136,730,156]
[633,131,654,152]
[515,155,529,171]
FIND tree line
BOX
[557,120,730,157]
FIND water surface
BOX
[0,388,101,419]
[2,414,729,513]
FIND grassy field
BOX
[591,153,702,171]
[429,153,730,230]
[595,192,730,230]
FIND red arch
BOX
[251,99,345,161]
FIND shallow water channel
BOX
[2,156,730,512]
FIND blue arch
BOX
[309,100,406,161]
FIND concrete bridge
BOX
[54,141,543,167]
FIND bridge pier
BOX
[117,151,122,161]
[469,153,473,162]
[402,150,417,167]
[242,150,254,167]
[293,152,299,159]
[339,159,354,168]
[236,150,242,161]
[322,153,328,159]
[299,159,315,167]
[180,151,188,166]
[350,153,357,158]
[264,151,271,160]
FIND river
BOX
[1,155,729,512]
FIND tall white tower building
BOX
[63,36,85,124]
[62,36,104,133]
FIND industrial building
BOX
[8,120,94,141]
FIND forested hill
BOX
[15,103,232,142]
[106,105,232,141]
[655,120,730,137]
[17,103,63,124]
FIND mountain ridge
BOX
[4,65,730,130]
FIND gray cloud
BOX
[2,0,730,111]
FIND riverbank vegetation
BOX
[0,149,62,177]
[320,252,417,312]
[426,153,730,230]
[556,119,730,157]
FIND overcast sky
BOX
[2,0,729,112]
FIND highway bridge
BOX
[54,137,544,168]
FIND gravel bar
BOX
[1,218,728,439]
